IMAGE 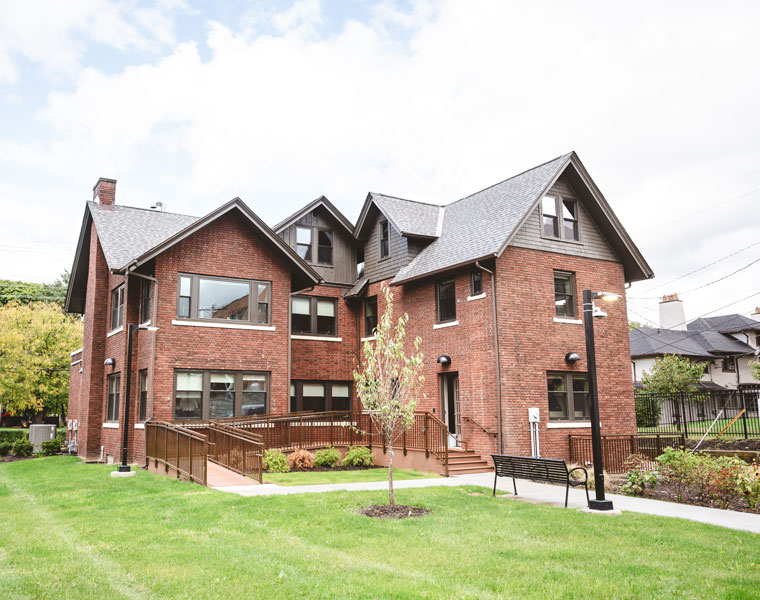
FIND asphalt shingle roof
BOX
[687,314,760,333]
[391,153,571,284]
[630,325,755,359]
[371,193,442,238]
[88,202,199,270]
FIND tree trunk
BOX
[388,446,394,506]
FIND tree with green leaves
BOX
[628,321,642,330]
[0,301,82,420]
[751,360,760,382]
[0,270,69,307]
[354,282,424,506]
[641,354,706,394]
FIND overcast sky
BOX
[1,0,759,325]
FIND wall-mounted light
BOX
[565,352,581,363]
[437,355,451,366]
[104,358,115,367]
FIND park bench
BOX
[491,454,589,508]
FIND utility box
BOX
[528,407,540,423]
[29,424,56,452]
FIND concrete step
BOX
[448,465,493,474]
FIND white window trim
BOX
[70,348,83,356]
[360,336,376,343]
[103,422,119,429]
[139,320,152,328]
[290,335,343,342]
[171,319,275,332]
[107,326,124,337]
[546,422,591,429]
[433,320,459,330]
[134,423,145,429]
[467,293,486,302]
[553,317,583,325]
[70,359,82,367]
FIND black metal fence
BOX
[635,389,760,438]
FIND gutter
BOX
[475,261,503,453]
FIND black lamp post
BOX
[117,323,157,473]
[582,289,620,511]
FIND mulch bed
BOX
[685,438,760,452]
[1,455,36,463]
[284,466,381,473]
[359,504,432,519]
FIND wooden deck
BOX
[206,461,259,488]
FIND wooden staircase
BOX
[446,448,492,474]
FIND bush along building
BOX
[66,152,652,472]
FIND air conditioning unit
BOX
[29,424,57,452]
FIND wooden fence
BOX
[568,433,686,473]
[145,421,208,485]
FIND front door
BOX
[440,373,460,448]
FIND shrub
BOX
[739,463,760,510]
[705,456,747,509]
[0,441,12,456]
[263,449,289,473]
[40,439,61,456]
[621,454,658,496]
[288,449,315,470]
[12,437,34,457]
[314,447,340,468]
[634,394,661,428]
[342,446,374,467]
[657,447,705,501]
[56,428,67,445]
[0,430,28,444]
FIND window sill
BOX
[553,317,583,325]
[139,320,152,328]
[134,423,145,429]
[360,336,376,343]
[546,422,591,429]
[433,320,459,330]
[291,335,343,342]
[70,348,83,356]
[103,422,119,429]
[171,320,276,332]
[107,326,123,338]
[540,233,584,246]
[467,293,486,302]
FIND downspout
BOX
[288,285,315,413]
[128,270,159,420]
[475,261,502,453]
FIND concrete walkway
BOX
[214,472,760,534]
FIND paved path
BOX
[206,462,258,487]
[214,472,760,534]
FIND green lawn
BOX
[639,416,760,437]
[264,467,438,486]
[1,458,759,599]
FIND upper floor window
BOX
[295,226,334,265]
[554,271,576,318]
[174,370,268,420]
[138,370,148,422]
[379,221,390,258]
[364,296,378,336]
[106,373,120,422]
[140,280,152,323]
[542,195,579,242]
[317,230,333,265]
[722,357,736,373]
[110,285,124,331]
[176,274,271,325]
[471,271,483,296]
[291,295,338,336]
[755,332,760,347]
[436,279,456,323]
[296,226,312,261]
[547,372,589,421]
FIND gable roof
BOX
[354,193,443,240]
[66,198,321,314]
[273,195,355,236]
[630,326,755,359]
[687,314,760,334]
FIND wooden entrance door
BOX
[440,373,460,448]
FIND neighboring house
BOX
[67,152,652,466]
[630,294,760,390]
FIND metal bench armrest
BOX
[567,466,588,483]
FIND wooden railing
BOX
[145,421,208,485]
[206,423,264,483]
[568,433,686,473]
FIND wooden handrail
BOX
[462,415,497,438]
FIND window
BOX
[291,296,338,336]
[471,271,483,296]
[296,226,312,261]
[140,281,152,323]
[364,296,378,337]
[542,195,579,241]
[138,370,148,422]
[317,230,333,265]
[756,332,760,347]
[174,371,269,420]
[722,357,736,372]
[176,274,271,325]
[554,271,576,318]
[436,279,456,323]
[110,285,124,330]
[379,221,390,258]
[106,373,120,422]
[290,381,352,412]
[547,373,590,422]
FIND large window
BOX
[140,280,152,323]
[722,357,736,373]
[110,285,124,330]
[436,279,456,323]
[295,226,333,265]
[138,370,148,422]
[174,371,268,420]
[542,195,579,241]
[379,221,390,258]
[291,296,337,336]
[364,296,378,337]
[290,381,352,412]
[554,271,576,318]
[106,373,120,422]
[176,274,271,325]
[547,373,590,422]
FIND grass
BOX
[639,416,760,437]
[263,467,438,486]
[1,457,759,599]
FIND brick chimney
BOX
[659,293,687,330]
[93,177,117,206]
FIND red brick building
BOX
[66,152,652,467]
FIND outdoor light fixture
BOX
[582,289,621,511]
[437,355,451,366]
[565,352,581,363]
[104,357,115,367]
